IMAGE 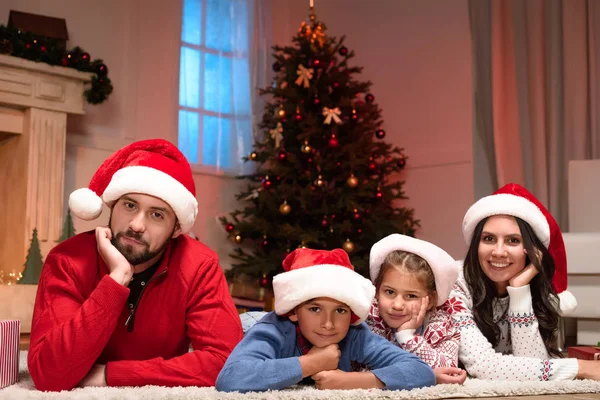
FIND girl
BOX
[447,183,600,381]
[367,234,466,384]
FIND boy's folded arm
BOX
[356,324,436,390]
[215,322,303,392]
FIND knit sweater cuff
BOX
[91,275,130,311]
[549,358,579,381]
[507,285,533,314]
[395,328,416,344]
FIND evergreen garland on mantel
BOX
[0,25,113,104]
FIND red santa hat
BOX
[272,248,375,325]
[462,183,577,315]
[68,139,198,234]
[369,234,459,306]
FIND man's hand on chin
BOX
[79,364,107,387]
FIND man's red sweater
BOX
[28,231,242,391]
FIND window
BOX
[179,0,253,172]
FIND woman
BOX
[445,183,600,380]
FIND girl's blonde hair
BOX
[374,250,437,302]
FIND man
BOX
[28,139,242,391]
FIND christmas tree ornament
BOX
[351,108,358,120]
[259,273,269,287]
[346,174,359,188]
[376,188,383,199]
[343,239,355,253]
[313,95,321,105]
[261,176,272,189]
[277,150,287,161]
[249,151,258,161]
[279,201,292,215]
[225,223,235,233]
[397,156,407,169]
[365,93,375,103]
[272,61,282,72]
[314,175,326,187]
[96,63,108,76]
[369,162,377,170]
[353,209,362,220]
[277,106,286,118]
[322,107,342,124]
[269,122,284,147]
[321,216,329,227]
[295,64,314,88]
[301,141,312,154]
[375,129,386,139]
[328,134,339,148]
[339,46,348,56]
[262,235,269,249]
[233,233,243,244]
[298,242,308,249]
[372,152,380,159]
[294,106,303,121]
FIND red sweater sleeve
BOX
[28,252,130,391]
[105,256,243,387]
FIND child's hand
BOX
[433,367,467,384]
[307,343,340,371]
[398,296,429,331]
[509,248,541,288]
[312,369,350,389]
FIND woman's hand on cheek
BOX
[508,248,540,288]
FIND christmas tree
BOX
[57,210,76,243]
[19,228,44,284]
[220,7,418,282]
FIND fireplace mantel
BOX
[0,54,93,284]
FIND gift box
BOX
[567,346,600,360]
[0,320,20,389]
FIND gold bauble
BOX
[277,107,286,118]
[342,239,355,253]
[301,141,312,154]
[314,175,325,187]
[249,152,258,161]
[279,201,292,215]
[233,233,243,244]
[346,174,359,188]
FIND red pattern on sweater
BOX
[366,300,460,368]
[28,231,243,391]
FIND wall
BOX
[272,0,474,258]
[1,0,473,266]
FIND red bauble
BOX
[40,45,47,52]
[375,129,386,139]
[277,150,287,161]
[357,228,363,234]
[225,223,235,233]
[312,58,321,68]
[372,152,380,159]
[25,43,31,49]
[96,63,108,76]
[82,53,90,61]
[61,56,69,66]
[328,135,339,148]
[331,214,336,220]
[272,61,282,72]
[369,162,377,170]
[397,157,407,168]
[332,81,340,88]
[336,161,341,167]
[353,211,361,220]
[313,96,321,105]
[365,93,375,103]
[294,113,302,121]
[376,191,383,199]
[261,177,272,189]
[339,46,348,56]
[321,217,329,227]
[259,274,269,287]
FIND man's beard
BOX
[109,216,173,266]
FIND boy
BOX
[216,248,436,392]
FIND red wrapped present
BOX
[568,346,600,360]
[0,320,20,388]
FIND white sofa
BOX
[563,159,600,345]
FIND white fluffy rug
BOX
[2,352,600,399]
